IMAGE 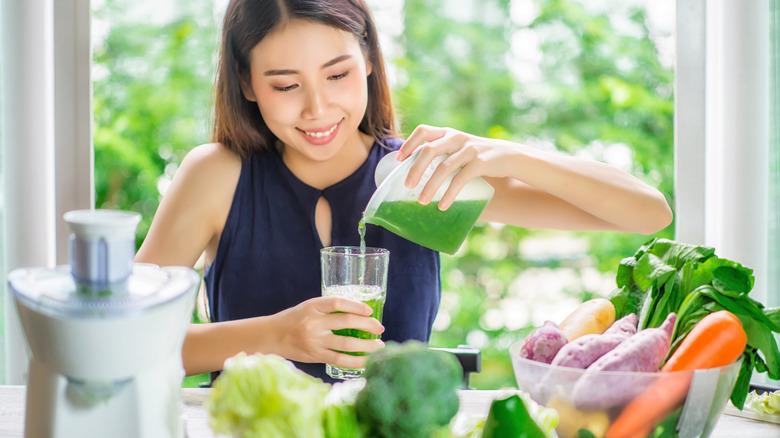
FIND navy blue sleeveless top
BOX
[204,138,441,382]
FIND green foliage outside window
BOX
[92,0,217,246]
[92,0,674,389]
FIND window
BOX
[675,0,778,385]
[769,0,780,379]
[1,0,777,389]
[770,0,779,313]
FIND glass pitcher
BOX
[363,150,494,254]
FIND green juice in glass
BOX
[363,199,489,254]
[322,284,385,357]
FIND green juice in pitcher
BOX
[362,199,489,255]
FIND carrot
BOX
[661,310,747,371]
[606,372,690,438]
[606,310,747,438]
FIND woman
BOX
[135,0,673,382]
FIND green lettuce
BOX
[745,390,780,415]
[323,380,365,438]
[205,353,330,438]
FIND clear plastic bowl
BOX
[508,340,742,438]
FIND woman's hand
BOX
[182,296,385,375]
[269,296,385,369]
[397,125,512,211]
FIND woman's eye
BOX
[273,84,298,92]
[328,71,350,81]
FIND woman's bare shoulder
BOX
[175,143,242,190]
[181,142,242,172]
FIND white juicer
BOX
[8,209,199,438]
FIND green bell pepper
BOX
[482,394,546,438]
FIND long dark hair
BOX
[211,0,396,159]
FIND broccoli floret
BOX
[355,340,462,438]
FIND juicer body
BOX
[12,265,198,438]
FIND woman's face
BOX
[242,19,372,165]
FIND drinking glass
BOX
[321,246,389,379]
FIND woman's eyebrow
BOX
[263,54,354,77]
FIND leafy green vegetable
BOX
[355,340,462,438]
[205,352,330,438]
[323,380,365,438]
[607,238,780,409]
[323,403,362,438]
[745,390,780,415]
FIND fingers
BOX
[322,336,385,368]
[321,349,368,369]
[316,296,374,316]
[418,146,479,208]
[437,157,485,210]
[317,310,385,369]
[397,124,447,160]
[329,336,384,354]
[403,129,462,190]
[322,338,384,369]
[403,131,480,208]
[325,311,385,335]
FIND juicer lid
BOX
[9,264,199,319]
[64,209,141,241]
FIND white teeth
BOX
[304,124,337,138]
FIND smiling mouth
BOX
[301,123,339,138]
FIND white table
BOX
[1,386,778,437]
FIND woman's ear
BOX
[237,65,257,102]
[365,58,373,77]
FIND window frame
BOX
[675,0,771,306]
[0,0,92,385]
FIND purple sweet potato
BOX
[518,320,568,364]
[550,334,627,369]
[602,313,638,338]
[571,313,677,410]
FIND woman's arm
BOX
[397,125,673,234]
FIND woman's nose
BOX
[302,86,327,119]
